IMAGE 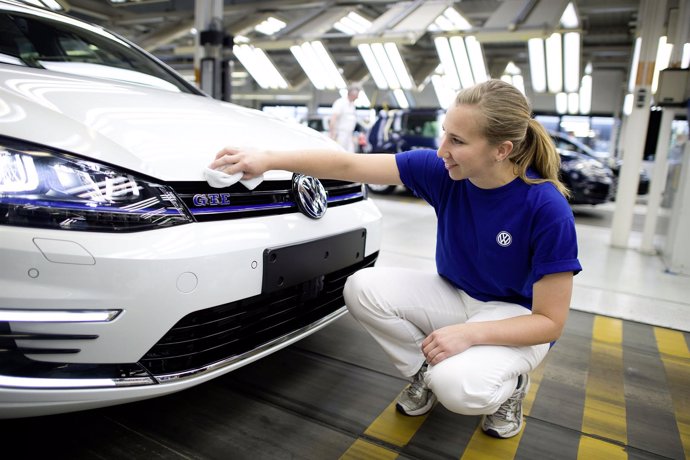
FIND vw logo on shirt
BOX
[293,174,328,219]
[496,231,512,247]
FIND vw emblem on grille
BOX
[293,174,327,219]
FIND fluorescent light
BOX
[545,33,563,93]
[560,2,579,28]
[579,74,592,114]
[652,36,673,94]
[334,12,371,35]
[292,41,348,91]
[682,43,690,68]
[623,93,633,115]
[556,92,568,114]
[393,88,410,108]
[505,61,520,75]
[434,37,460,89]
[429,7,472,32]
[528,38,547,93]
[628,37,642,92]
[563,32,580,92]
[371,43,400,89]
[358,44,388,89]
[254,17,286,36]
[384,43,413,90]
[431,67,457,108]
[0,309,121,322]
[434,35,487,90]
[234,44,289,89]
[449,36,474,88]
[290,44,324,89]
[465,36,487,83]
[512,74,525,95]
[567,92,579,114]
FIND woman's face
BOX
[437,104,510,187]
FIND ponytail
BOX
[511,119,570,198]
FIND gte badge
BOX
[292,174,327,219]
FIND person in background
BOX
[209,79,581,439]
[329,85,360,151]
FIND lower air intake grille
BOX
[140,252,378,375]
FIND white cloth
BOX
[203,167,264,190]
[343,266,550,416]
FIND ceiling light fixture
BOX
[528,38,547,93]
[527,2,580,94]
[433,35,488,91]
[500,61,525,95]
[290,41,346,90]
[357,42,413,91]
[232,44,289,89]
[254,17,286,36]
[334,11,371,35]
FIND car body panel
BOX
[0,66,330,181]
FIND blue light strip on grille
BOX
[188,192,363,215]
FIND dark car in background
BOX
[551,131,650,197]
[364,110,618,206]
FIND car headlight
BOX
[0,138,193,232]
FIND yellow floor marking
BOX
[363,399,430,446]
[578,436,627,458]
[339,439,399,460]
[459,360,547,460]
[578,316,627,459]
[340,387,431,459]
[654,327,690,460]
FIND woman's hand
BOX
[209,146,269,179]
[422,324,474,365]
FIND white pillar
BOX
[610,0,667,248]
[639,107,675,253]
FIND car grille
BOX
[139,252,378,376]
[169,179,365,221]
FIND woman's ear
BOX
[496,141,514,162]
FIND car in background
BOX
[364,110,616,205]
[0,0,381,418]
[365,109,444,194]
[551,131,650,196]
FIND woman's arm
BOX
[422,271,573,364]
[210,147,403,186]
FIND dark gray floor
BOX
[1,310,688,460]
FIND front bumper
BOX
[0,198,381,418]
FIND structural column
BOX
[194,0,224,98]
[610,0,667,248]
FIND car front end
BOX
[0,1,381,418]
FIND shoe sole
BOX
[395,393,437,416]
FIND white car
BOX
[0,1,381,418]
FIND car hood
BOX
[0,65,337,181]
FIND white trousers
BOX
[343,267,550,416]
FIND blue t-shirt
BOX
[396,149,582,309]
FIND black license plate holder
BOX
[262,229,366,294]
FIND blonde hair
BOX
[454,79,569,197]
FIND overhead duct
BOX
[350,0,452,46]
[476,0,574,43]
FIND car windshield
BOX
[0,7,195,93]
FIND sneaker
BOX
[481,374,530,439]
[396,364,436,416]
